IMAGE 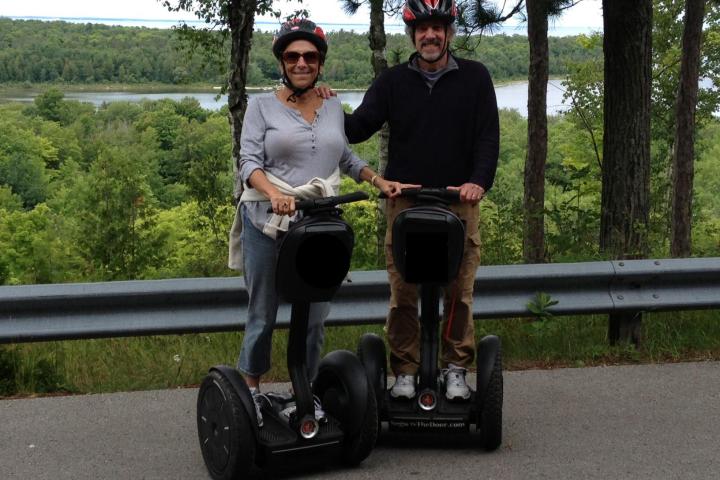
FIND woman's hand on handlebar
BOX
[376,178,420,198]
[447,182,485,204]
[269,192,296,216]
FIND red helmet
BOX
[272,18,328,61]
[402,0,457,26]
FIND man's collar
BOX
[408,52,459,74]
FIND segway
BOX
[357,188,503,450]
[197,191,378,479]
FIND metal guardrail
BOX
[1,258,719,344]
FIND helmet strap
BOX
[280,64,320,103]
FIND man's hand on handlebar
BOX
[447,183,485,204]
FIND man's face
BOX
[413,20,448,62]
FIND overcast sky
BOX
[0,0,604,32]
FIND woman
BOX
[228,18,406,427]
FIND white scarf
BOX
[239,168,341,239]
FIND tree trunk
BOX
[601,0,653,346]
[670,0,705,258]
[368,0,389,175]
[228,0,257,199]
[523,0,549,264]
[600,0,652,260]
[369,0,388,78]
[369,0,390,266]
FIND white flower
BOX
[173,354,181,363]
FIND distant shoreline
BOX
[0,77,548,96]
[3,15,602,37]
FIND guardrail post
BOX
[608,311,642,347]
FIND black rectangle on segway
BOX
[406,232,448,283]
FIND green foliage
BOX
[0,18,603,88]
[338,176,383,270]
[176,115,234,239]
[479,109,525,264]
[0,185,23,212]
[0,120,51,208]
[527,292,559,321]
[149,202,235,279]
[75,146,164,280]
[0,203,85,285]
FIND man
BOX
[344,0,500,401]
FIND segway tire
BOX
[340,384,378,466]
[356,333,387,419]
[197,370,257,479]
[476,342,503,451]
[314,350,379,466]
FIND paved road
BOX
[2,361,719,479]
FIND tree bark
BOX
[369,0,390,266]
[523,0,549,264]
[368,0,389,175]
[228,0,257,199]
[601,0,652,346]
[670,0,706,258]
[600,0,652,260]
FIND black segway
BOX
[357,188,503,450]
[197,191,378,479]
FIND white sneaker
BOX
[249,388,265,427]
[444,364,471,400]
[390,374,416,399]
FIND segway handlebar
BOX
[380,187,461,203]
[266,191,369,213]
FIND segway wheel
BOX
[197,370,256,480]
[476,338,503,451]
[339,384,378,465]
[357,333,387,421]
[314,350,379,466]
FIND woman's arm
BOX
[358,166,418,199]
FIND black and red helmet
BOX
[272,18,328,61]
[402,0,457,26]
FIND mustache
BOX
[421,39,442,47]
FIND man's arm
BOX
[344,73,390,144]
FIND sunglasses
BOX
[282,51,321,65]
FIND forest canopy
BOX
[0,17,600,87]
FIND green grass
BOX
[2,310,719,397]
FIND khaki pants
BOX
[384,198,482,376]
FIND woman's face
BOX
[281,39,322,89]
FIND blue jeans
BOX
[237,207,329,381]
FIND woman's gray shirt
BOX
[237,93,368,233]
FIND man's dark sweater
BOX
[344,54,500,191]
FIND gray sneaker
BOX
[443,364,471,400]
[280,396,326,422]
[390,374,416,399]
[249,388,265,428]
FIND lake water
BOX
[1,80,569,117]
